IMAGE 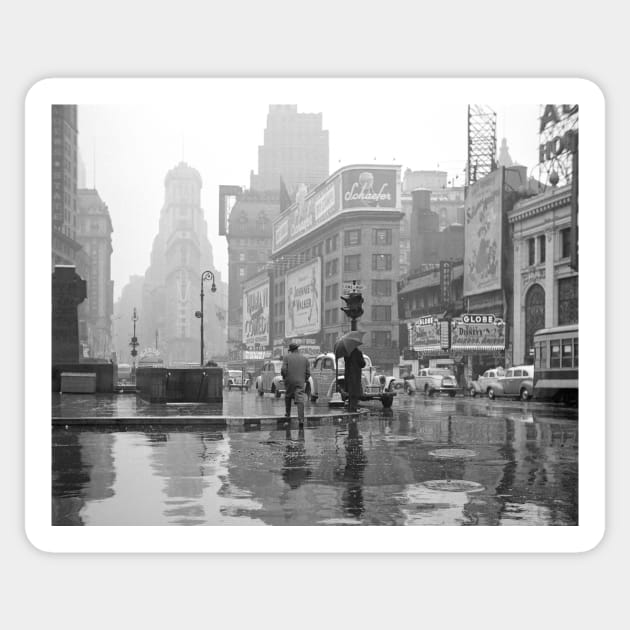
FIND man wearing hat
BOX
[281,342,311,426]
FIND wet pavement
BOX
[52,391,578,526]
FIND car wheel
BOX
[469,387,477,398]
[228,385,232,391]
[448,391,456,398]
[424,384,430,396]
[257,386,264,396]
[488,388,495,400]
[520,388,530,401]
[381,395,393,408]
[273,385,281,399]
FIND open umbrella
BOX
[333,330,365,358]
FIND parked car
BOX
[307,352,395,407]
[225,369,250,391]
[414,367,458,397]
[486,365,535,401]
[255,360,286,398]
[469,367,505,397]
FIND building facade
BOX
[52,105,83,269]
[508,184,578,365]
[225,191,280,360]
[250,104,329,194]
[76,189,114,358]
[269,164,403,373]
[141,162,227,364]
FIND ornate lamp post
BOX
[195,270,217,366]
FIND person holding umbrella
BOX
[281,342,310,426]
[334,331,366,412]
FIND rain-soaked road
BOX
[52,391,578,526]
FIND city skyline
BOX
[75,81,542,300]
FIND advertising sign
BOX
[272,166,399,253]
[440,261,452,307]
[273,179,339,251]
[463,169,503,297]
[450,317,505,351]
[285,258,321,338]
[408,317,441,353]
[341,168,397,208]
[242,280,269,347]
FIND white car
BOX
[469,367,505,397]
[255,360,286,398]
[414,367,458,397]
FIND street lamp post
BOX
[130,307,139,379]
[195,270,217,366]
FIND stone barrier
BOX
[136,366,223,403]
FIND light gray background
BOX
[4,1,626,628]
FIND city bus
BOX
[532,324,578,404]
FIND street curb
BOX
[52,409,369,428]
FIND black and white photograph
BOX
[26,78,603,551]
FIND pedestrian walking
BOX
[281,342,311,426]
[344,347,365,412]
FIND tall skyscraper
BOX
[141,162,227,364]
[76,188,114,358]
[51,105,83,268]
[250,104,329,194]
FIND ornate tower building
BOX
[142,162,226,364]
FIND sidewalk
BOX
[52,390,365,428]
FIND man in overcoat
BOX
[281,342,311,426]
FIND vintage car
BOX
[414,367,459,397]
[255,360,286,398]
[308,352,395,408]
[486,365,535,401]
[225,369,251,391]
[469,367,505,397]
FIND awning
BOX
[535,379,578,389]
[412,345,442,354]
[450,345,505,352]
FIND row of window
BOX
[325,254,394,275]
[343,228,392,247]
[526,228,575,266]
[535,338,579,369]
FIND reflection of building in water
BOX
[147,432,213,524]
[52,431,116,526]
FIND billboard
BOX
[463,169,503,296]
[285,258,321,338]
[242,280,269,347]
[450,317,505,352]
[408,316,441,353]
[341,168,397,208]
[272,165,400,252]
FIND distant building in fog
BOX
[141,162,227,364]
[76,188,114,358]
[250,104,329,194]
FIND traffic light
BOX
[340,292,364,320]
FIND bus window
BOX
[538,341,547,369]
[550,341,561,368]
[573,338,578,368]
[561,338,573,368]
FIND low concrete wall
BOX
[52,363,114,393]
[136,366,223,403]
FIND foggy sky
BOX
[75,80,541,301]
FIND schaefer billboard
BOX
[463,169,503,297]
[285,258,321,338]
[341,168,397,208]
[272,165,399,253]
[242,280,269,347]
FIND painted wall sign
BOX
[285,258,321,338]
[242,280,269,347]
[463,169,503,297]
